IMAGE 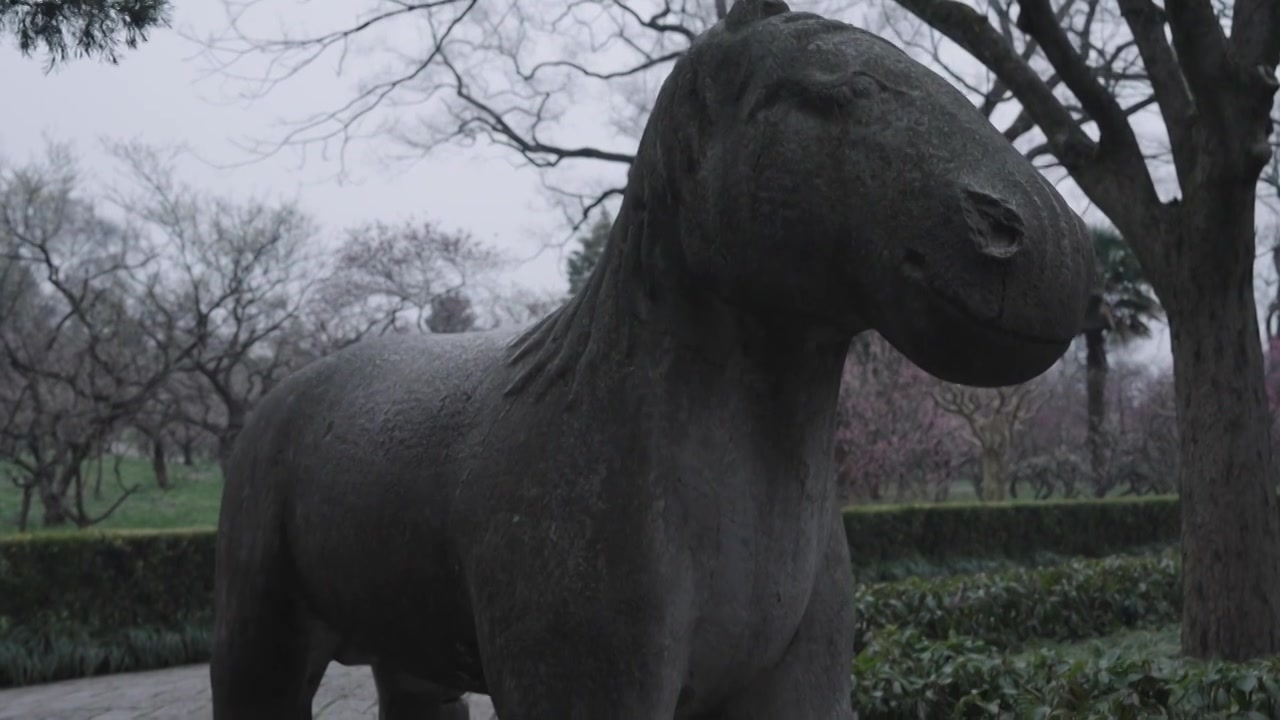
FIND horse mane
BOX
[501,192,651,402]
[502,18,734,403]
[503,99,692,402]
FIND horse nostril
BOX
[961,188,1025,260]
[902,248,926,282]
[904,248,925,269]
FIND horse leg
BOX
[712,517,856,720]
[372,665,470,720]
[210,599,331,719]
[211,508,333,718]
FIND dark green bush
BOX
[855,552,1181,650]
[0,529,215,687]
[0,528,214,633]
[842,497,1181,567]
[0,501,1185,637]
[0,526,1243,703]
[851,627,1280,719]
[852,542,1173,584]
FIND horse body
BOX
[213,2,1095,718]
[220,300,854,717]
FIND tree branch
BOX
[1014,0,1145,167]
[1232,0,1280,74]
[1163,0,1230,108]
[1113,0,1195,188]
[897,0,1156,217]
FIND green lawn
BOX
[0,456,222,536]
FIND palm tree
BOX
[1082,226,1162,495]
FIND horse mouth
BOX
[901,252,1074,347]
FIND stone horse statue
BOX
[211,1,1094,718]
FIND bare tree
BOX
[834,333,966,503]
[932,381,1042,502]
[482,285,563,329]
[0,146,195,529]
[109,143,320,466]
[1109,364,1179,496]
[196,0,860,231]
[131,384,182,490]
[881,0,1280,661]
[315,218,502,344]
[1012,355,1088,498]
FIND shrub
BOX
[0,530,1204,692]
[0,528,214,633]
[852,543,1173,584]
[854,552,1180,650]
[0,622,210,688]
[843,497,1181,567]
[0,501,1188,637]
[851,627,1280,719]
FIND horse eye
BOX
[791,85,854,117]
[846,74,881,99]
[746,72,883,121]
[745,83,838,121]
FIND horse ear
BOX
[724,0,790,32]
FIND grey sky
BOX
[1,2,574,296]
[6,0,1278,371]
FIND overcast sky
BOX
[0,2,574,297]
[9,1,1280,369]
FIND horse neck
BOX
[503,192,852,420]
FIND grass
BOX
[0,456,222,537]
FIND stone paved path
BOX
[0,664,496,720]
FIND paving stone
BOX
[0,665,496,719]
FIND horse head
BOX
[632,0,1093,386]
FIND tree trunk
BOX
[180,438,194,467]
[1085,327,1109,496]
[17,485,32,532]
[38,478,68,527]
[1168,225,1280,661]
[93,452,104,500]
[151,438,170,490]
[979,445,1006,502]
[1269,239,1280,341]
[217,402,247,472]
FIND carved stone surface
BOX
[211,2,1094,718]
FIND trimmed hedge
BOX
[0,548,1194,689]
[842,496,1181,566]
[855,551,1180,650]
[851,542,1174,584]
[851,627,1280,719]
[0,528,214,634]
[0,500,1187,635]
[0,549,1186,690]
